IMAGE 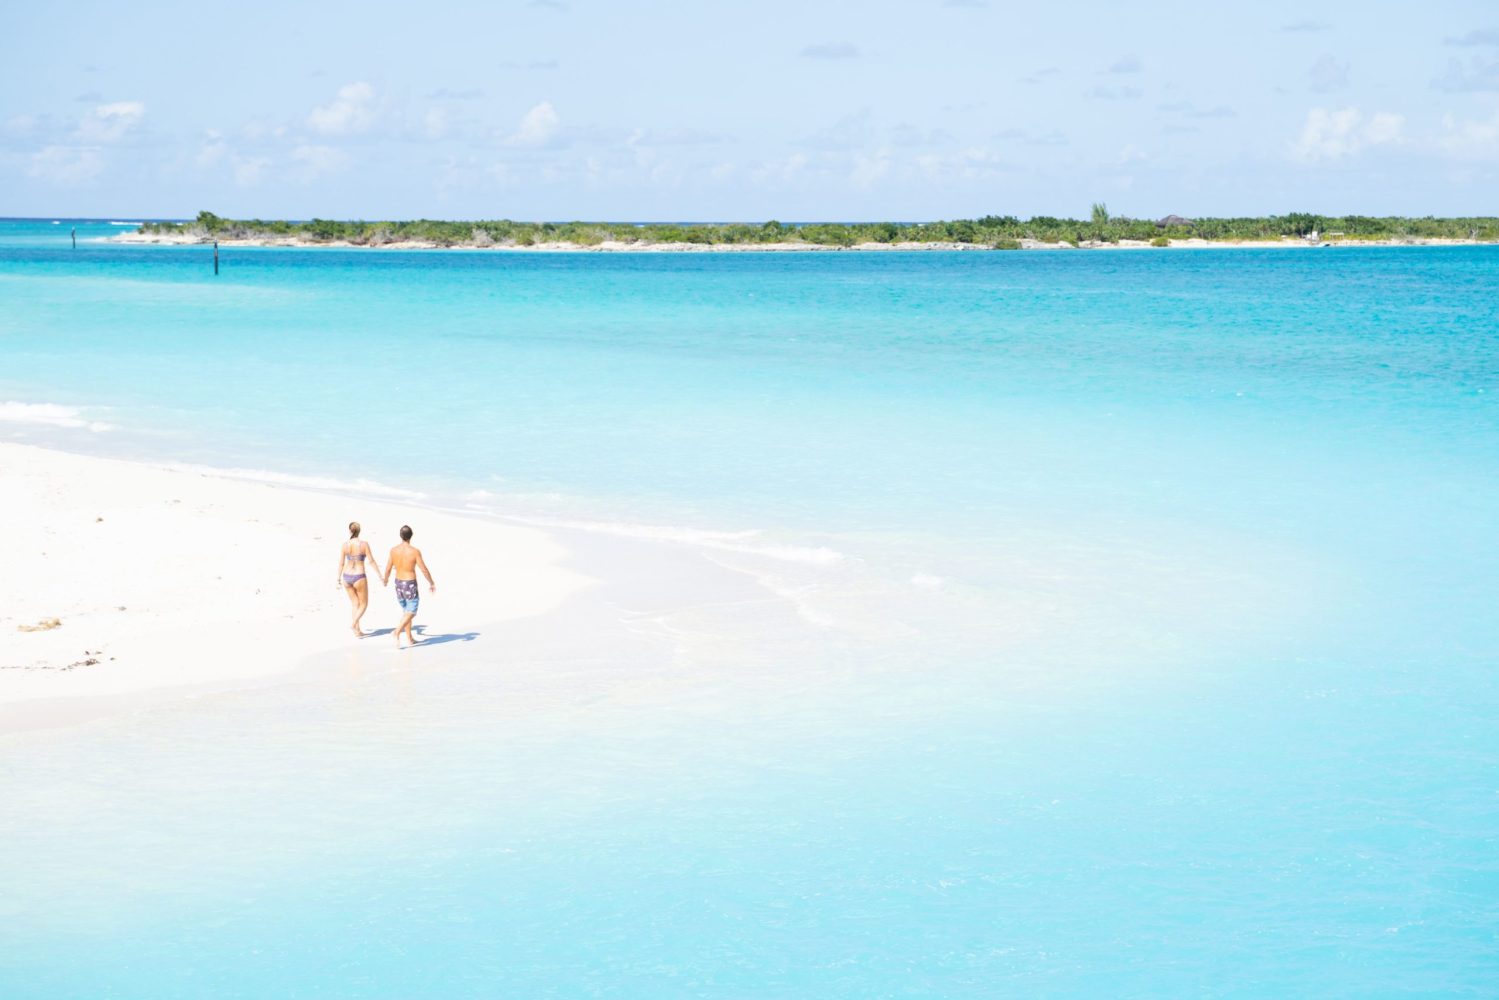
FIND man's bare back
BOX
[382,526,435,648]
[387,542,434,586]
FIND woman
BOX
[336,521,383,637]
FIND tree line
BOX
[141,210,1499,248]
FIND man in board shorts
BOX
[383,524,436,648]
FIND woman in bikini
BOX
[336,521,384,637]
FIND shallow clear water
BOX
[2,222,1497,996]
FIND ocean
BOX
[2,219,1497,996]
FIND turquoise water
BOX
[2,221,1497,995]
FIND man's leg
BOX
[396,611,415,646]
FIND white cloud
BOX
[1437,108,1499,160]
[234,157,269,187]
[291,144,349,179]
[1289,107,1403,162]
[28,146,104,185]
[1364,113,1403,144]
[189,129,278,187]
[507,101,559,146]
[240,119,287,141]
[195,130,227,168]
[915,148,1009,181]
[850,149,892,189]
[799,110,873,151]
[1108,54,1142,74]
[3,113,37,136]
[1433,56,1499,92]
[75,101,144,142]
[752,152,809,186]
[307,82,376,135]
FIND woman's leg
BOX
[352,578,370,635]
[343,580,360,633]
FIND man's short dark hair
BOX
[400,525,413,541]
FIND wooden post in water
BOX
[213,240,219,276]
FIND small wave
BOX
[0,401,112,432]
[109,221,142,227]
[161,462,426,500]
[506,514,843,565]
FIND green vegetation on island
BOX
[139,209,1499,248]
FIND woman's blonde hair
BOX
[349,521,361,538]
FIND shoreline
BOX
[0,443,595,726]
[109,232,1498,252]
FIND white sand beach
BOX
[0,443,594,718]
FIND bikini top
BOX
[344,547,366,562]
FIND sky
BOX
[4,1,1499,220]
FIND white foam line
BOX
[0,402,113,432]
[160,461,426,501]
[3,411,832,565]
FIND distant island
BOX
[119,209,1499,251]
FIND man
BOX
[383,524,436,648]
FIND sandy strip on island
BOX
[0,443,594,722]
[110,231,1494,252]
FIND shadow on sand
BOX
[407,626,480,647]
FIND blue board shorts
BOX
[394,578,419,614]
